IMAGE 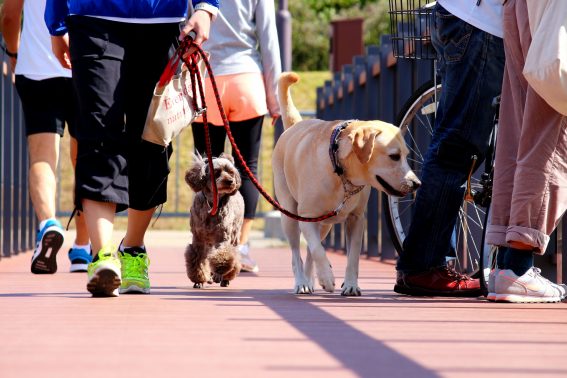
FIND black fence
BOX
[316,36,565,284]
[1,51,36,259]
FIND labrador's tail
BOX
[278,72,302,130]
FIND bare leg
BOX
[239,218,253,245]
[82,199,116,255]
[27,133,59,221]
[123,208,155,247]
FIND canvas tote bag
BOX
[142,52,207,147]
[523,0,567,116]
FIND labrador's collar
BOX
[329,120,353,176]
[328,120,366,205]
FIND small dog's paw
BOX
[220,280,230,287]
[193,282,203,289]
[212,272,223,283]
[341,282,361,296]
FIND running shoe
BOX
[238,243,259,273]
[87,246,121,297]
[119,246,151,294]
[494,267,566,303]
[68,246,92,273]
[31,219,64,274]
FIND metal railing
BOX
[1,53,36,259]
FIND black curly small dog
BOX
[185,153,244,288]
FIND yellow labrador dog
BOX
[272,72,421,296]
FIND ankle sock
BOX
[503,247,534,277]
[38,218,57,231]
[496,246,508,269]
[119,243,146,256]
[73,243,91,253]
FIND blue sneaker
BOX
[31,219,64,274]
[68,246,93,273]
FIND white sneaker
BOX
[486,268,499,301]
[238,244,259,273]
[494,267,565,303]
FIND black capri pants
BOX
[68,16,179,212]
[191,116,263,219]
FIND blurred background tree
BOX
[288,0,390,71]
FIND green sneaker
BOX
[87,246,121,297]
[119,246,151,294]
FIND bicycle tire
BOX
[383,80,491,276]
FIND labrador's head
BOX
[339,121,421,197]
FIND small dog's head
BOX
[185,152,242,196]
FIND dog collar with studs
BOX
[328,120,366,208]
[329,120,352,176]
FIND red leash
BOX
[177,37,339,222]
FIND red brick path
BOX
[1,231,566,378]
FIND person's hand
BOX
[271,113,281,126]
[179,10,212,45]
[51,34,71,69]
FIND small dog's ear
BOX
[228,169,242,196]
[219,152,235,165]
[185,154,207,192]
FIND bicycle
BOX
[386,0,498,293]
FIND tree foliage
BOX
[287,0,390,71]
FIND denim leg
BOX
[397,4,505,273]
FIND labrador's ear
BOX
[185,154,207,192]
[349,127,380,164]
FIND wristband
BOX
[194,2,218,21]
[1,45,18,58]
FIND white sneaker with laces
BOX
[495,267,565,303]
[238,244,259,273]
[486,268,499,301]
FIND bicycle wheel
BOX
[383,80,491,276]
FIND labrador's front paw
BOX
[294,278,314,294]
[317,266,335,293]
[341,281,361,296]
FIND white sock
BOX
[119,243,145,252]
[73,243,91,253]
[38,218,57,231]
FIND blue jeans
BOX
[396,4,505,273]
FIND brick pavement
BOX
[0,230,566,378]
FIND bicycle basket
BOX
[389,0,436,59]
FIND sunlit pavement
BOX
[1,230,566,378]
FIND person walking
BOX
[2,0,91,274]
[190,0,281,273]
[485,0,567,303]
[45,0,218,296]
[394,0,505,297]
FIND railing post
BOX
[2,59,14,258]
[341,64,354,119]
[352,55,368,120]
[379,36,398,261]
[364,45,381,258]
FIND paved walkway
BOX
[1,230,566,378]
